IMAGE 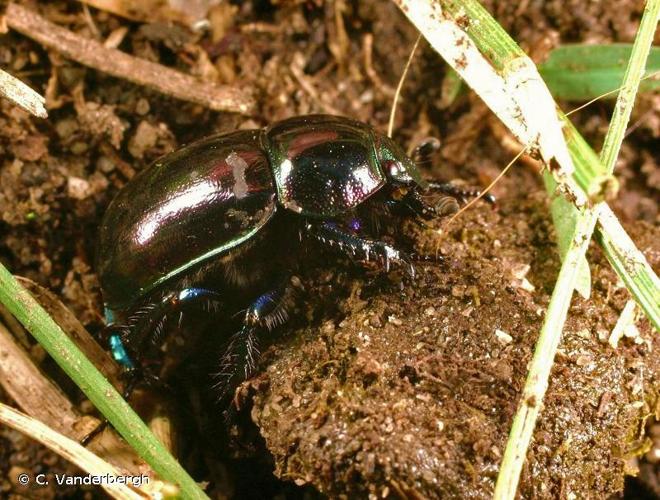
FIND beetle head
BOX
[374,132,428,191]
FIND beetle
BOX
[96,114,492,411]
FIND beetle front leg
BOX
[306,221,415,277]
[426,181,496,206]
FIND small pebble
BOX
[67,176,91,200]
[575,354,593,367]
[388,315,402,326]
[495,329,513,344]
[369,315,383,328]
[135,98,150,115]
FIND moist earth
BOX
[0,0,658,498]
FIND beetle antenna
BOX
[387,34,422,138]
[445,144,528,228]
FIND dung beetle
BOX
[95,114,492,413]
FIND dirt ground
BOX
[0,0,658,498]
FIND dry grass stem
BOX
[0,68,47,118]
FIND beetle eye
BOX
[386,160,402,177]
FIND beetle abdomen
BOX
[97,130,276,310]
[265,115,386,217]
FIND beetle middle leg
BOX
[215,279,295,408]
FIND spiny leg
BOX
[412,137,441,170]
[427,181,496,206]
[81,287,222,445]
[215,280,294,410]
[115,287,223,384]
[306,221,415,277]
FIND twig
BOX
[0,321,146,474]
[0,67,47,118]
[290,52,342,115]
[5,3,254,114]
[363,33,395,98]
[0,402,148,499]
[16,277,120,383]
[78,0,213,27]
[0,321,80,436]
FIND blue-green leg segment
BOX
[216,283,292,407]
[82,287,222,445]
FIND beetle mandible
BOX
[96,114,492,409]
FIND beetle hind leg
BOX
[81,287,223,446]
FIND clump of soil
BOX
[249,194,659,498]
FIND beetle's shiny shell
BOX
[265,115,386,216]
[97,115,399,312]
[97,130,276,310]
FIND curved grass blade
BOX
[0,263,209,499]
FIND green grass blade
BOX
[439,66,464,108]
[494,206,600,498]
[592,4,660,331]
[599,37,658,174]
[0,263,209,499]
[543,173,591,299]
[596,206,660,330]
[415,0,660,498]
[496,0,660,497]
[539,44,660,101]
[441,0,660,329]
